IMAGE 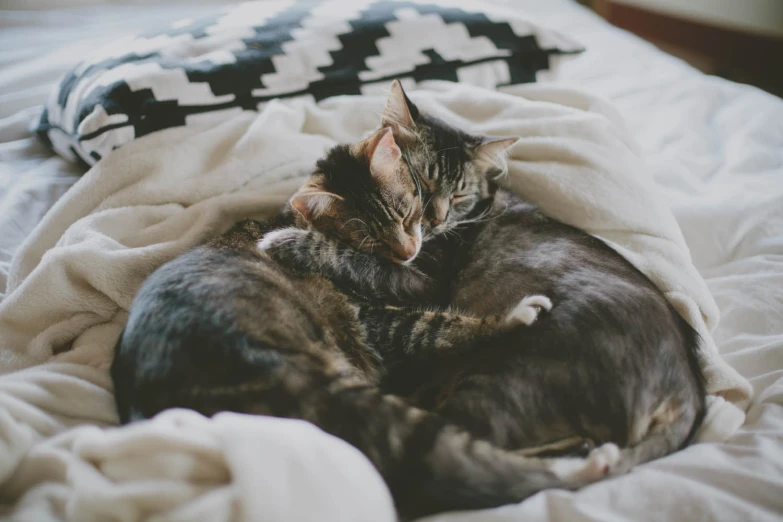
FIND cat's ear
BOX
[476,136,519,160]
[382,80,417,133]
[367,127,403,184]
[474,136,519,177]
[290,176,343,222]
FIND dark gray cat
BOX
[112,127,616,520]
[262,80,707,469]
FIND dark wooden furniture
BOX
[584,0,783,97]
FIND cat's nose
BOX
[430,199,449,226]
[389,240,418,263]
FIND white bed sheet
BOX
[1,0,781,520]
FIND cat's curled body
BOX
[112,128,618,519]
[263,81,707,470]
[406,190,705,465]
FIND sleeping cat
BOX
[111,126,617,519]
[260,80,707,468]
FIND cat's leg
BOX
[505,294,553,326]
[521,390,701,469]
[606,395,703,475]
[546,442,622,483]
[297,380,621,518]
[258,227,433,303]
[358,295,551,368]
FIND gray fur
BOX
[265,80,707,471]
[112,141,618,519]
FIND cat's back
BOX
[112,220,359,422]
[454,189,660,316]
[435,190,705,450]
[125,220,326,357]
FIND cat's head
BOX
[381,80,518,235]
[290,126,424,264]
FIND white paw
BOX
[550,443,621,484]
[583,443,621,480]
[505,294,552,326]
[257,228,304,252]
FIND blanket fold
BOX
[0,81,752,521]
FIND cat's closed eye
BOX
[451,193,472,204]
[289,126,425,264]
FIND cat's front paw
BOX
[581,442,622,480]
[505,294,552,326]
[549,442,621,485]
[257,227,308,253]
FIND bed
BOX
[1,0,781,520]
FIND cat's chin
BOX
[389,254,416,266]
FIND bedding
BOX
[35,0,582,166]
[1,1,782,522]
[0,80,747,521]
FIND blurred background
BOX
[578,0,783,96]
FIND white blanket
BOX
[0,82,752,521]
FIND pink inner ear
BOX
[290,183,338,221]
[476,136,519,160]
[377,128,401,160]
[290,192,311,219]
[370,129,402,181]
[382,80,415,130]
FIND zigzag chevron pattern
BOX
[35,0,582,166]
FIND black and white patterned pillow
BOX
[35,0,583,166]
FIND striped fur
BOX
[383,80,707,468]
[265,81,707,474]
[112,141,616,518]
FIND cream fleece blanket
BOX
[0,82,752,521]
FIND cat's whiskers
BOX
[438,226,460,239]
[434,146,459,155]
[344,217,369,227]
[423,194,435,213]
[453,205,498,227]
[413,248,438,262]
[343,218,371,238]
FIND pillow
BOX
[35,0,583,166]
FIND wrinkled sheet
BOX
[0,76,745,520]
[1,1,782,521]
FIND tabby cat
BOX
[111,126,617,519]
[260,80,707,469]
